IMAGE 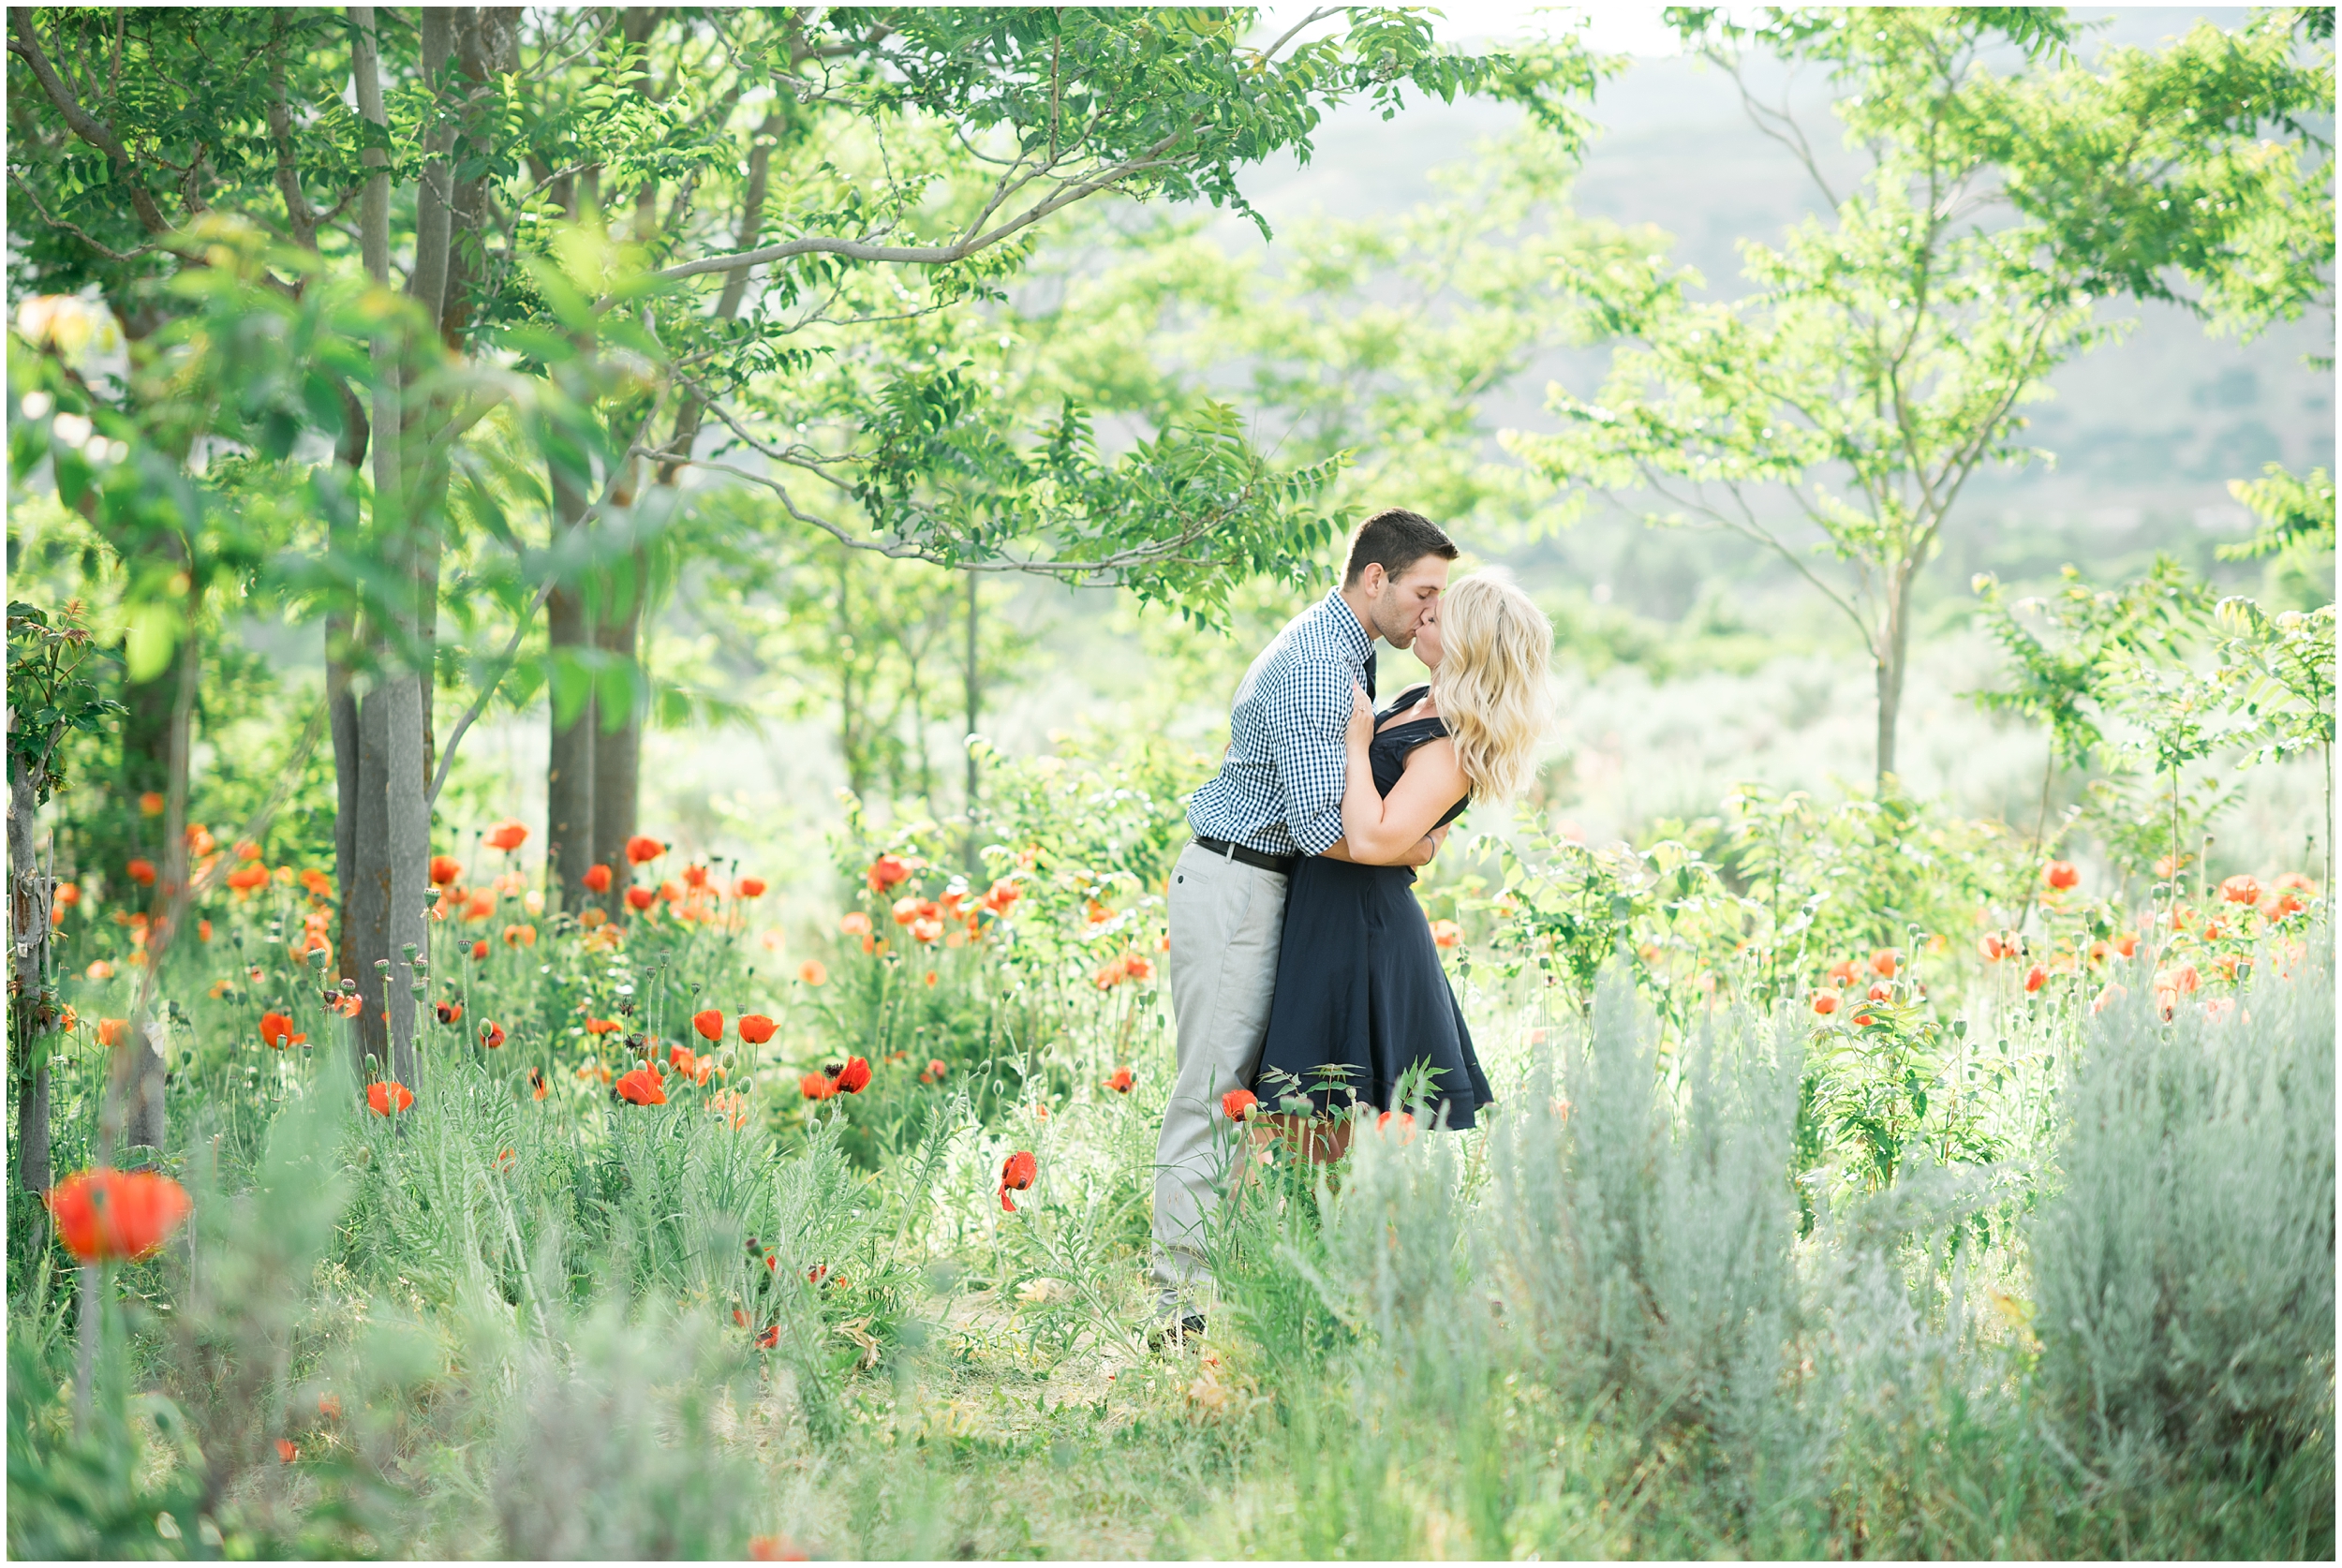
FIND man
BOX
[1150,507,1458,1341]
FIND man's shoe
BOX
[1148,1311,1207,1352]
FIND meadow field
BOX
[7,5,2334,1560]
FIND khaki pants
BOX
[1151,841,1288,1303]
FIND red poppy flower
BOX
[678,1008,719,1044]
[2023,964,2048,994]
[126,858,156,886]
[1866,983,1890,1002]
[2043,860,2080,891]
[738,1013,777,1045]
[1429,919,1462,949]
[276,1439,298,1464]
[866,854,913,893]
[797,960,827,986]
[1094,956,1130,989]
[259,1011,306,1048]
[486,821,528,853]
[1221,1087,1256,1121]
[683,865,709,890]
[430,855,463,886]
[318,1393,342,1421]
[469,939,490,961]
[2218,873,2260,905]
[583,863,613,895]
[1810,989,1839,1016]
[669,1044,715,1085]
[735,877,767,899]
[1870,949,1898,979]
[999,1150,1038,1212]
[1825,958,1856,986]
[479,1020,506,1049]
[625,835,665,865]
[981,879,1020,914]
[584,1016,620,1036]
[197,918,213,942]
[920,1058,947,1084]
[755,1324,780,1350]
[799,1071,837,1101]
[1378,1110,1416,1132]
[435,999,464,1025]
[300,868,334,898]
[615,1065,668,1106]
[464,890,497,923]
[139,791,165,817]
[503,923,536,948]
[47,1168,192,1262]
[840,912,873,937]
[367,1081,415,1117]
[625,886,656,911]
[749,1535,809,1561]
[835,1056,871,1094]
[227,864,269,893]
[529,1067,548,1101]
[1105,1067,1134,1094]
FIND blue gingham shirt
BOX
[1187,591,1374,857]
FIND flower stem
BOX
[73,1261,99,1434]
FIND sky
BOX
[1254,2,1686,55]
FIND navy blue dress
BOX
[1251,687,1494,1128]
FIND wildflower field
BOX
[6,4,2335,1561]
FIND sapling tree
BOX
[1506,6,2334,785]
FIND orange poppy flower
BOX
[584,1017,620,1036]
[799,1071,837,1101]
[503,923,536,948]
[1870,949,1898,979]
[1430,919,1462,948]
[583,863,613,895]
[429,854,463,886]
[1123,954,1155,984]
[464,890,497,922]
[998,1150,1038,1212]
[692,1008,723,1043]
[835,1057,871,1094]
[276,1438,298,1464]
[367,1081,415,1117]
[2023,964,2048,994]
[1094,956,1130,989]
[469,939,490,960]
[747,1534,810,1561]
[797,959,827,986]
[96,1016,129,1046]
[1825,958,1856,986]
[300,868,334,898]
[1810,989,1839,1016]
[486,821,528,852]
[1104,1067,1134,1094]
[259,1012,305,1048]
[2043,860,2080,891]
[625,886,655,912]
[919,1058,947,1084]
[1221,1087,1256,1121]
[866,854,912,893]
[615,1065,667,1106]
[435,999,463,1025]
[682,865,709,890]
[529,1067,549,1101]
[47,1167,192,1261]
[736,877,767,898]
[198,919,213,942]
[479,1020,506,1049]
[139,791,166,817]
[2219,874,2260,905]
[840,911,873,937]
[669,1044,715,1085]
[737,1013,777,1045]
[227,864,269,893]
[981,879,1020,914]
[625,835,664,865]
[126,858,156,886]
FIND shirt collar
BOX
[1321,589,1373,661]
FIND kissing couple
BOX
[1149,508,1552,1342]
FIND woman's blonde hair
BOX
[1430,571,1552,803]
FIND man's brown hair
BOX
[1342,508,1458,586]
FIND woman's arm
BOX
[1337,686,1468,864]
[1321,822,1447,866]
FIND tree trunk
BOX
[407,6,458,794]
[1875,575,1913,790]
[547,466,598,911]
[351,4,427,1085]
[9,757,53,1196]
[964,570,980,870]
[348,688,393,1072]
[591,552,643,916]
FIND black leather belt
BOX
[1193,836,1298,876]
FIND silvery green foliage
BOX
[2031,936,2335,1483]
[1486,976,1803,1451]
[492,1300,758,1559]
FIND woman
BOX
[1250,572,1553,1148]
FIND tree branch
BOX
[7,11,172,236]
